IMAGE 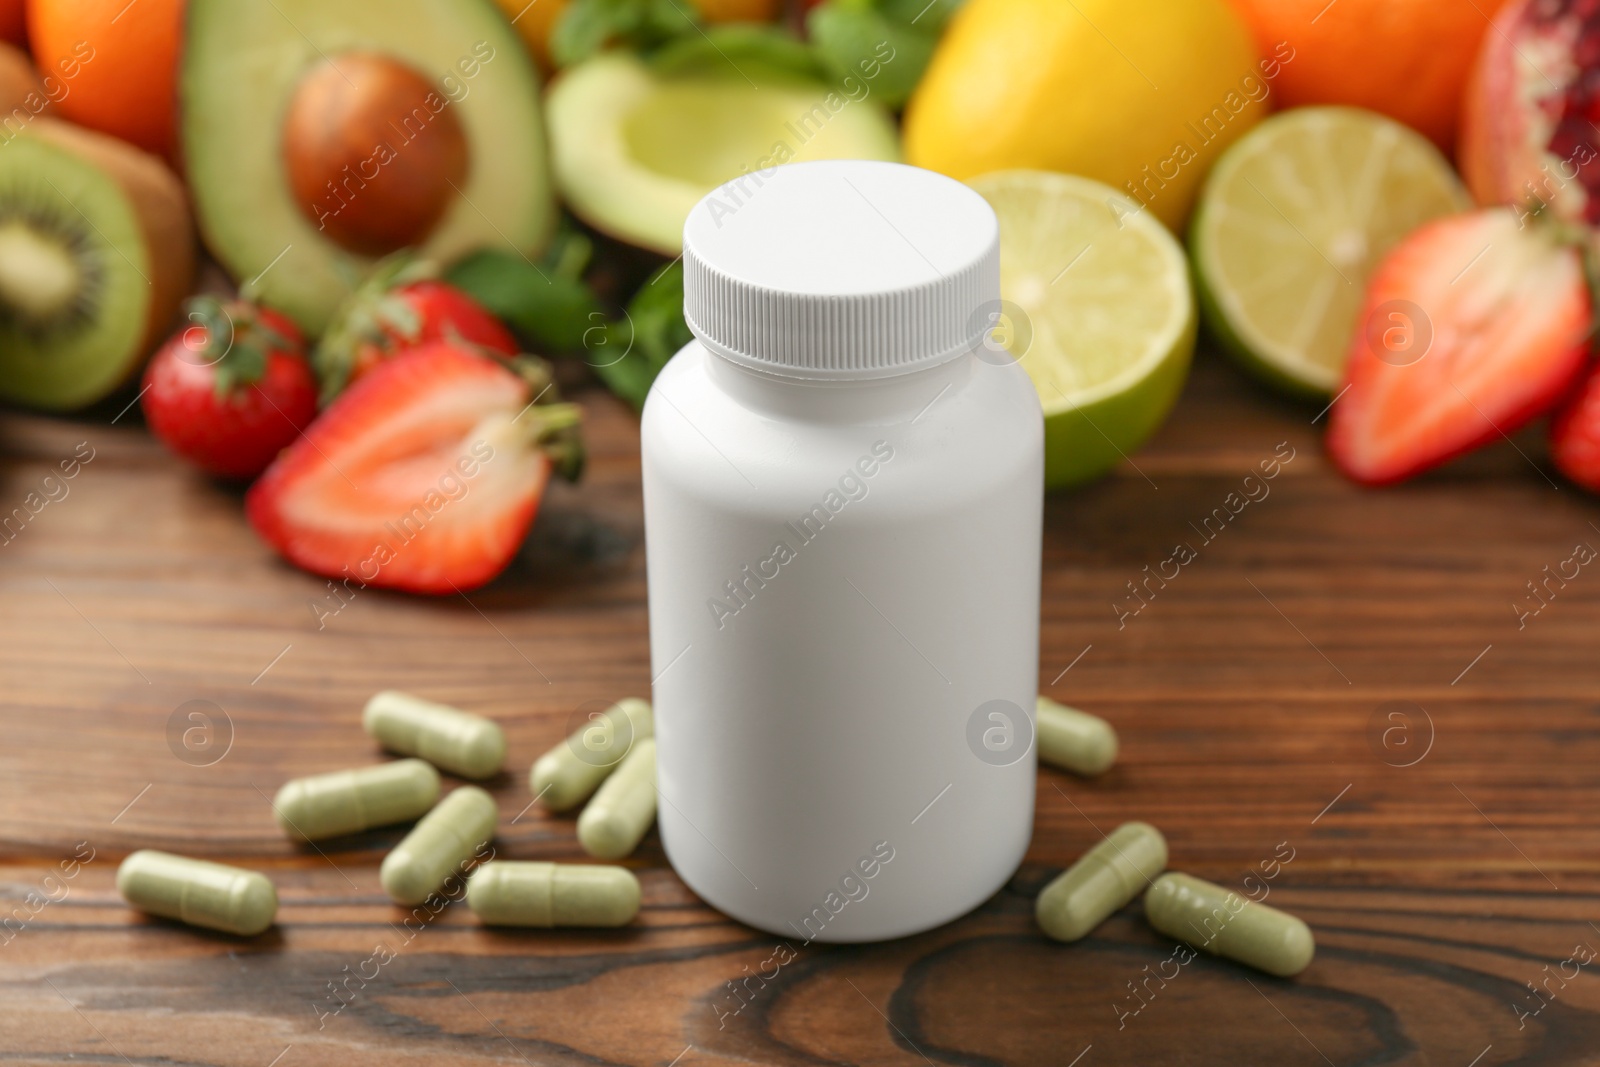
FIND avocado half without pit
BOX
[180,0,555,335]
[0,120,193,411]
[545,51,901,256]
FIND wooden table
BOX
[2,351,1598,1065]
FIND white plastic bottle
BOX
[641,160,1042,942]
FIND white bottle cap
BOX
[681,160,1001,380]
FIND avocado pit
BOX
[283,52,468,257]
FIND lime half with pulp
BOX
[968,170,1195,490]
[1191,106,1470,398]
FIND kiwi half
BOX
[0,119,193,410]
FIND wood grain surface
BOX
[2,352,1599,1065]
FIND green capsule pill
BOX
[466,861,641,927]
[363,690,507,779]
[273,759,440,841]
[117,850,277,936]
[1036,821,1167,942]
[380,785,498,905]
[1036,696,1118,776]
[1145,872,1315,977]
[577,737,657,860]
[530,697,654,811]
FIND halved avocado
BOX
[546,51,900,255]
[181,0,555,335]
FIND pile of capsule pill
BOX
[116,692,658,936]
[116,691,1315,978]
[1035,696,1315,978]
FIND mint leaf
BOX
[650,24,826,82]
[807,2,937,110]
[590,260,691,410]
[446,249,607,355]
[550,0,699,67]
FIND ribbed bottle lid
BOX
[681,160,1001,380]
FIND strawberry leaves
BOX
[183,294,297,399]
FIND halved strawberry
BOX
[246,342,581,595]
[1551,360,1600,490]
[1327,208,1592,485]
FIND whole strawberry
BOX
[142,296,319,480]
[314,255,517,404]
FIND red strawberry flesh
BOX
[1327,209,1591,485]
[246,343,575,594]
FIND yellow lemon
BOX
[904,0,1266,229]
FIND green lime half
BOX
[1191,106,1470,398]
[968,170,1196,490]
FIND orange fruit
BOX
[27,0,184,158]
[1226,0,1511,149]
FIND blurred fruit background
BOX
[1,0,1596,592]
